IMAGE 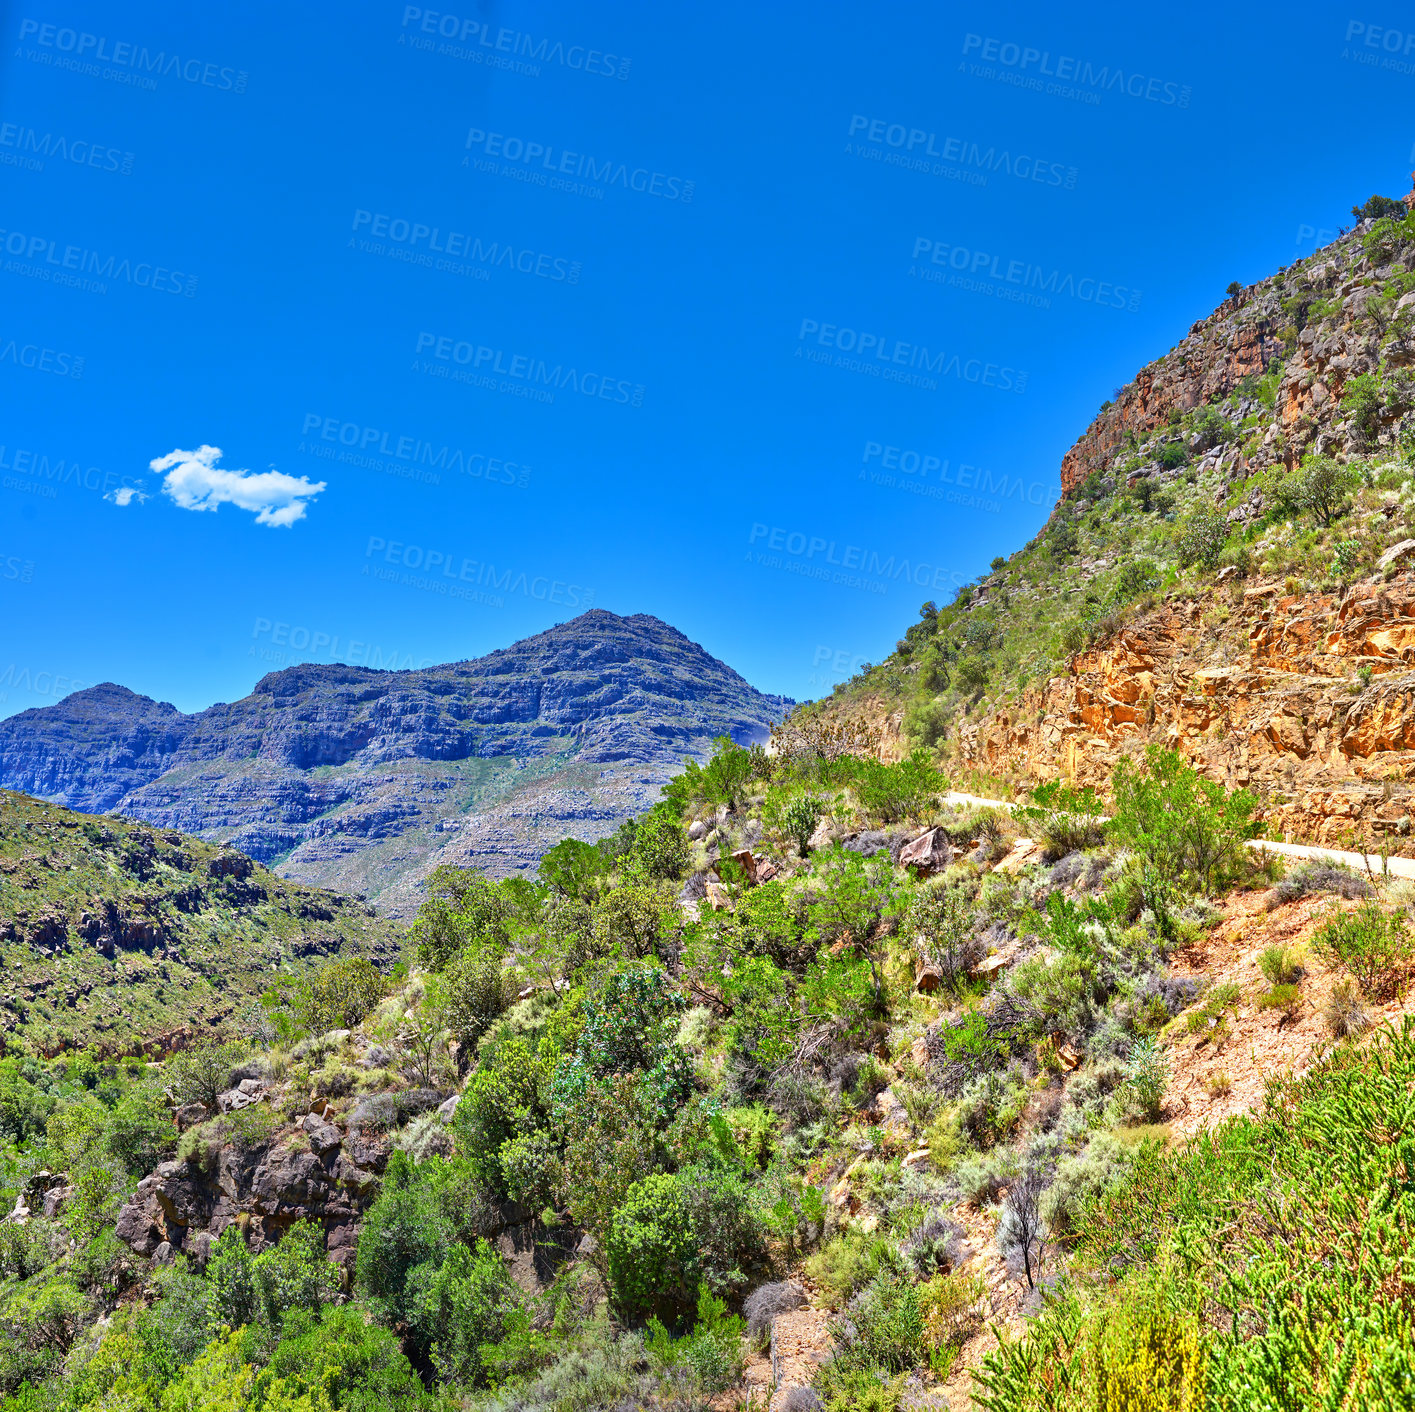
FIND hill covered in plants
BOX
[0,726,1410,1409]
[0,611,792,915]
[0,789,399,1055]
[812,192,1415,852]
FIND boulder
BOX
[973,954,1011,981]
[437,1094,461,1124]
[42,1186,73,1220]
[300,1115,342,1156]
[175,1103,209,1131]
[898,828,953,874]
[1378,538,1415,571]
[703,880,733,912]
[914,960,943,993]
[994,838,1041,874]
[687,819,707,841]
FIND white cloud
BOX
[105,486,148,507]
[150,444,326,528]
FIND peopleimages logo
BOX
[0,121,134,175]
[0,333,84,378]
[414,332,645,407]
[845,115,1077,189]
[463,129,694,202]
[300,414,530,489]
[400,8,630,79]
[0,227,197,296]
[350,211,580,283]
[15,19,248,91]
[363,537,594,609]
[0,665,87,703]
[0,443,139,501]
[861,441,1052,509]
[747,523,966,594]
[250,618,433,672]
[1342,21,1415,75]
[959,34,1192,106]
[796,319,1027,394]
[910,237,1141,312]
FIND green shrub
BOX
[1189,404,1230,451]
[412,866,513,971]
[851,749,946,823]
[1039,1133,1136,1235]
[165,1038,247,1111]
[1341,374,1384,448]
[903,697,950,751]
[976,1020,1415,1411]
[440,944,510,1049]
[813,1363,904,1412]
[1258,944,1302,985]
[1016,779,1106,860]
[1110,746,1259,901]
[804,1231,903,1309]
[1256,983,1302,1019]
[1272,454,1357,526]
[275,954,388,1038]
[1173,506,1229,570]
[456,1036,556,1203]
[629,808,690,882]
[407,1237,520,1387]
[254,1305,431,1407]
[644,1287,746,1397]
[834,1273,929,1374]
[606,1164,763,1317]
[909,884,982,994]
[591,883,678,960]
[1120,1037,1168,1123]
[1311,902,1411,1000]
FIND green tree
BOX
[252,1220,340,1326]
[412,867,512,971]
[407,1238,520,1388]
[440,945,509,1051]
[1110,747,1260,897]
[1274,454,1357,526]
[629,808,690,882]
[166,1039,247,1112]
[536,837,611,904]
[1173,507,1229,570]
[591,882,678,960]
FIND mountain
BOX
[0,788,400,1054]
[809,191,1415,852]
[0,611,792,914]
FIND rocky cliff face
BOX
[1058,215,1415,497]
[951,572,1415,846]
[812,193,1415,849]
[0,612,791,912]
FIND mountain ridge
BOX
[0,610,792,912]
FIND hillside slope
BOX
[812,188,1415,849]
[0,611,792,913]
[0,790,400,1054]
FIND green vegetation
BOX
[0,790,400,1053]
[973,1020,1415,1411]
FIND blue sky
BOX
[2,0,1411,716]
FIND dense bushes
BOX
[607,1163,764,1317]
[974,1020,1415,1412]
